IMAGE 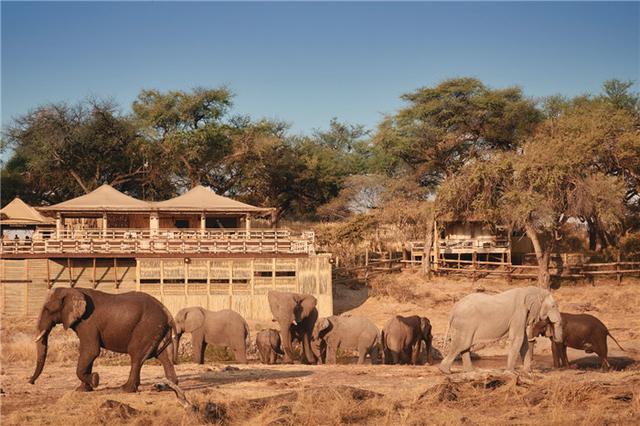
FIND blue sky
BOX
[2,2,638,135]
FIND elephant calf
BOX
[256,329,284,364]
[174,307,250,364]
[382,315,432,365]
[533,312,624,371]
[312,315,380,364]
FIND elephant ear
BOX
[61,289,87,330]
[318,317,331,332]
[183,308,206,333]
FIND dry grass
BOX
[2,274,639,425]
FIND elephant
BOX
[439,286,563,374]
[173,307,250,364]
[311,315,380,364]
[532,312,624,371]
[382,315,433,365]
[29,288,177,393]
[256,329,284,364]
[267,290,318,364]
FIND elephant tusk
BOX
[292,320,298,326]
[34,330,47,342]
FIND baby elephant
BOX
[256,329,284,364]
[173,307,250,364]
[382,315,432,365]
[311,315,380,364]
[533,312,624,371]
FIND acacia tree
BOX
[373,77,540,188]
[2,99,151,204]
[437,101,633,287]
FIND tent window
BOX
[175,219,189,229]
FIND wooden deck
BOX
[0,228,316,258]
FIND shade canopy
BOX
[152,185,270,214]
[39,184,153,212]
[0,197,55,225]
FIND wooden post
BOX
[113,258,119,289]
[136,259,141,291]
[472,251,477,282]
[616,254,622,285]
[46,259,52,289]
[92,258,97,288]
[67,258,74,287]
[24,259,29,316]
[56,214,62,239]
[160,260,165,303]
[433,220,440,272]
[102,213,108,238]
[206,259,211,310]
[272,258,276,289]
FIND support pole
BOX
[92,258,97,288]
[46,258,52,289]
[113,258,119,289]
[67,258,74,287]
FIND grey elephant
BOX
[439,286,563,374]
[256,329,284,364]
[267,290,318,364]
[311,315,380,364]
[382,315,433,365]
[173,307,250,364]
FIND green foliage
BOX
[373,77,540,188]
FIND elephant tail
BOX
[156,306,177,358]
[608,332,625,351]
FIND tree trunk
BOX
[587,217,597,251]
[422,219,435,280]
[525,223,552,288]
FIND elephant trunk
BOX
[552,322,563,344]
[29,330,50,384]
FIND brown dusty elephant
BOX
[29,288,177,393]
[256,329,284,364]
[532,312,624,371]
[267,291,318,364]
[311,315,380,364]
[173,307,250,364]
[382,315,432,365]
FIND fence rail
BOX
[331,251,640,284]
[1,228,316,256]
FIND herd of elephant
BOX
[27,286,624,393]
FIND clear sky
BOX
[2,2,638,135]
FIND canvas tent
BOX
[0,197,54,226]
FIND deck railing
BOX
[0,228,316,256]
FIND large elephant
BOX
[532,312,625,371]
[29,288,177,392]
[173,307,250,364]
[311,315,380,364]
[439,286,563,374]
[382,315,433,365]
[267,291,318,364]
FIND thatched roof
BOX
[152,185,270,214]
[0,197,55,225]
[39,184,152,212]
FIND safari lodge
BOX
[0,185,332,319]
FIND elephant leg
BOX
[461,351,473,372]
[551,341,560,368]
[357,345,367,365]
[506,328,524,371]
[75,340,100,392]
[301,331,316,365]
[326,343,338,364]
[383,348,392,365]
[520,338,532,372]
[595,343,610,371]
[192,332,206,364]
[121,352,144,393]
[439,330,467,374]
[157,346,178,385]
[280,326,295,364]
[233,344,247,364]
[269,351,277,365]
[560,345,571,368]
[369,345,380,365]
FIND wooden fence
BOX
[332,251,640,284]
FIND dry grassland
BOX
[1,273,639,425]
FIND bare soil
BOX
[2,274,639,425]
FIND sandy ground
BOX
[1,274,639,425]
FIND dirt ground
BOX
[1,273,639,425]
